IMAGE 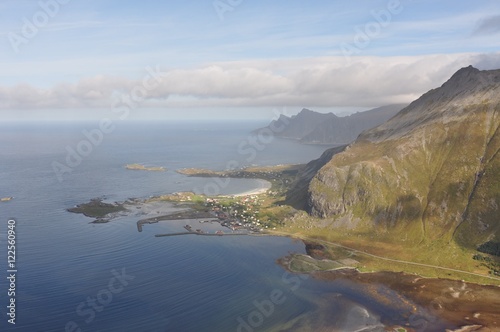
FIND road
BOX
[269,230,500,283]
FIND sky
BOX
[1,0,500,121]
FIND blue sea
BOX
[0,120,430,331]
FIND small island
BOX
[125,164,166,172]
[67,198,126,222]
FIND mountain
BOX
[261,108,335,141]
[256,105,406,144]
[286,145,347,209]
[300,105,406,144]
[288,66,500,249]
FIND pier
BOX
[155,232,248,238]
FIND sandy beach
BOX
[232,179,271,197]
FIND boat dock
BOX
[155,232,248,238]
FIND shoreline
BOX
[269,229,500,286]
[275,242,500,331]
[66,158,500,330]
[67,194,500,329]
[231,179,271,197]
[311,269,500,331]
[177,164,301,198]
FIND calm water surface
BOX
[0,120,399,331]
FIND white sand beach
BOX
[232,179,272,197]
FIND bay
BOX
[0,120,340,331]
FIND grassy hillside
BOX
[292,67,500,267]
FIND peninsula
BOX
[125,163,166,171]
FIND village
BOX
[200,195,272,234]
[154,195,274,238]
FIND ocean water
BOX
[0,120,420,331]
[0,120,324,332]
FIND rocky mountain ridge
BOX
[289,66,500,249]
[256,104,406,144]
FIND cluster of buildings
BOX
[205,196,269,232]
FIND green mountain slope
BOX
[302,66,500,249]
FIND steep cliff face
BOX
[305,66,500,248]
[286,144,347,210]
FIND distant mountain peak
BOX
[440,66,500,95]
[255,105,405,145]
[454,64,479,75]
[295,108,333,119]
[299,108,315,114]
[362,67,500,142]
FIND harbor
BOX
[136,194,271,236]
[155,232,248,238]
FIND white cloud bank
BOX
[2,53,500,111]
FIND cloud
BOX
[0,75,134,109]
[1,53,500,111]
[473,15,500,35]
